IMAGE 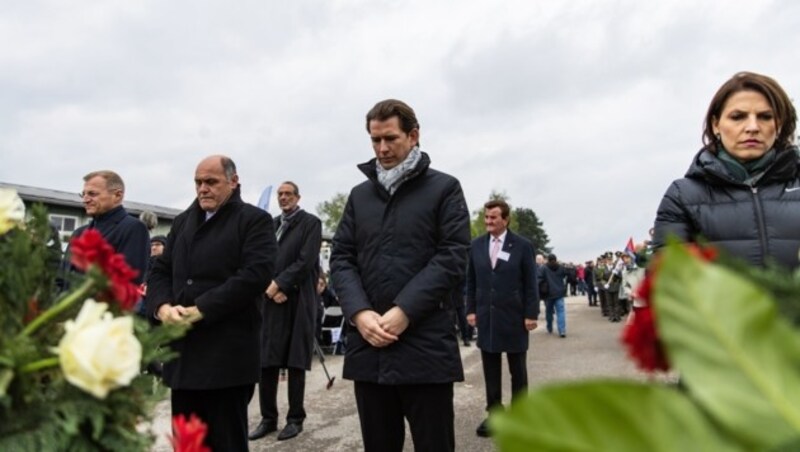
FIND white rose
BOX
[57,299,142,399]
[0,188,25,235]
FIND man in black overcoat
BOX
[330,99,470,452]
[147,155,276,451]
[250,181,321,442]
[466,199,539,438]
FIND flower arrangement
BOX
[491,242,800,451]
[0,188,186,451]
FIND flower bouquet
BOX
[491,242,800,451]
[0,189,186,451]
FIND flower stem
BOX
[20,357,59,373]
[19,278,95,337]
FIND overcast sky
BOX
[2,0,799,263]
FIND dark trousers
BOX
[607,290,621,320]
[586,284,597,305]
[258,366,306,424]
[480,350,528,411]
[354,381,455,452]
[454,301,473,341]
[171,384,254,452]
[599,289,608,315]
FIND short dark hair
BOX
[280,181,300,196]
[366,99,420,137]
[484,200,510,219]
[220,156,237,181]
[703,72,797,150]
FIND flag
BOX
[625,237,636,259]
[256,185,272,212]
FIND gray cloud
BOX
[2,0,800,263]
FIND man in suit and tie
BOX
[466,199,538,438]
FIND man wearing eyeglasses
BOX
[68,170,149,285]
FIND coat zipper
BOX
[750,186,769,265]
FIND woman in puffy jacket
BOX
[653,71,800,270]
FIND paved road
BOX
[150,296,647,451]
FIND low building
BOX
[1,181,182,245]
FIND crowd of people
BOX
[56,70,800,451]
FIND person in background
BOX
[583,260,597,307]
[251,181,321,442]
[139,210,158,234]
[466,199,538,438]
[453,277,472,347]
[539,253,567,337]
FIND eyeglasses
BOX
[79,191,102,199]
[79,190,119,199]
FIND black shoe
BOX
[559,333,566,338]
[248,419,277,440]
[476,419,491,437]
[462,339,471,346]
[277,423,303,441]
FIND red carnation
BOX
[69,229,141,310]
[633,271,653,304]
[171,414,210,452]
[70,229,116,272]
[621,305,670,372]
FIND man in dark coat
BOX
[67,170,149,285]
[250,181,321,442]
[147,155,276,452]
[330,99,470,452]
[466,199,538,438]
[584,260,597,306]
[539,254,568,336]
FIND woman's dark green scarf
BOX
[717,145,777,184]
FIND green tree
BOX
[513,207,551,254]
[316,192,348,233]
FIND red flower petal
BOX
[68,229,141,310]
[171,414,211,452]
[621,306,670,372]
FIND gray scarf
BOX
[376,146,422,195]
[276,207,302,241]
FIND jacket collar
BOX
[686,146,800,186]
[358,152,431,195]
[90,205,127,227]
[188,186,244,225]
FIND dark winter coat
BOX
[70,205,150,284]
[466,231,539,353]
[583,266,595,288]
[539,262,567,301]
[146,188,276,390]
[330,152,470,385]
[260,209,321,370]
[654,147,800,269]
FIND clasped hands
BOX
[353,306,409,348]
[265,280,288,303]
[157,304,203,325]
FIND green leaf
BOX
[491,380,738,452]
[654,244,800,449]
[0,368,13,397]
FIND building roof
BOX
[1,181,183,220]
